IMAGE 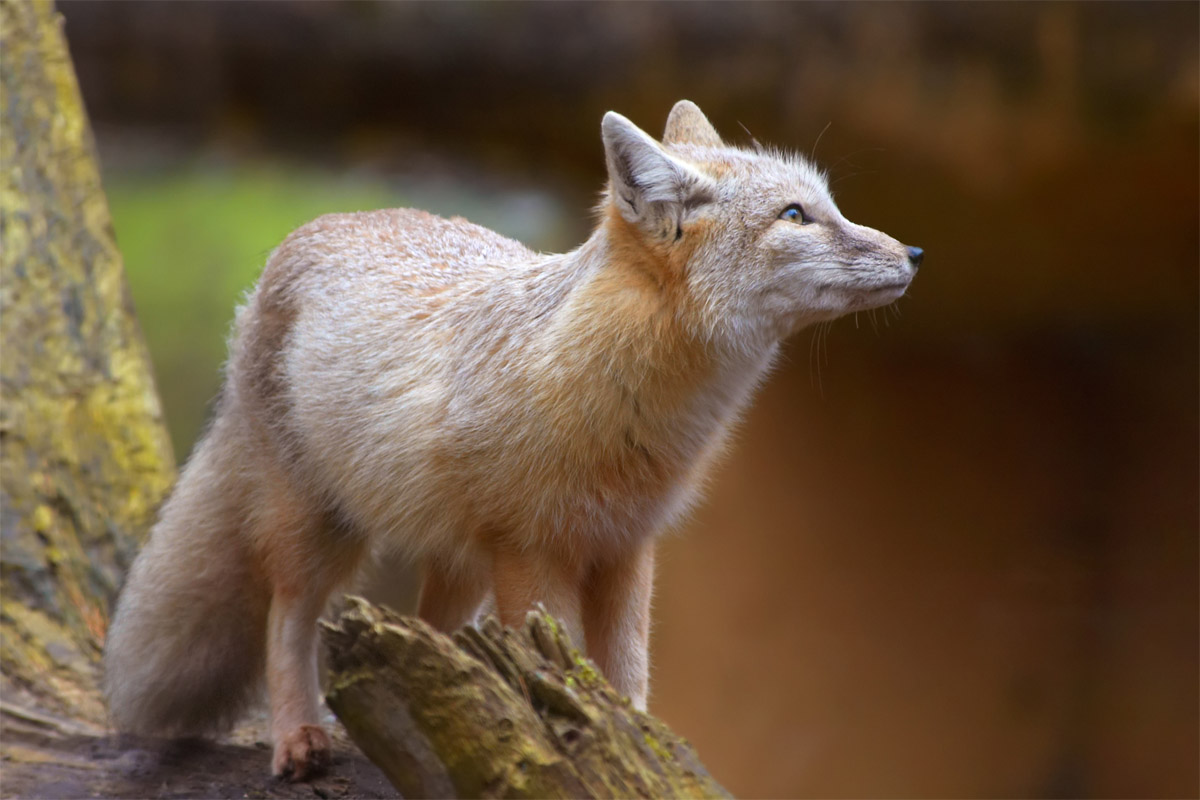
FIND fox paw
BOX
[272,724,331,781]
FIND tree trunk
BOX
[0,0,176,726]
[324,598,732,799]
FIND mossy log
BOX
[323,598,732,799]
[0,0,176,723]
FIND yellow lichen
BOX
[31,505,53,532]
[642,729,672,762]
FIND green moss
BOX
[570,655,602,688]
[641,728,672,762]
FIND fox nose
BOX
[906,246,924,270]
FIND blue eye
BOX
[779,204,810,224]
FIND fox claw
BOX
[272,724,331,781]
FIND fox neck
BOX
[549,207,779,447]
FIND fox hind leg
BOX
[254,482,367,780]
[266,584,337,780]
[417,558,490,633]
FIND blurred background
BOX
[60,2,1197,797]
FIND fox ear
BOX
[602,111,713,238]
[663,100,723,147]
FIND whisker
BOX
[815,323,823,369]
[825,146,886,173]
[817,323,827,396]
[821,322,832,371]
[830,170,878,187]
[738,121,765,154]
[810,121,833,162]
[810,322,831,397]
[808,323,819,390]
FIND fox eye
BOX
[779,204,812,224]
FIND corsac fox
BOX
[104,100,921,779]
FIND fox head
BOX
[600,100,921,347]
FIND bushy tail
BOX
[104,423,269,737]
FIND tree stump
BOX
[324,597,732,799]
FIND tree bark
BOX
[0,0,176,725]
[324,598,732,799]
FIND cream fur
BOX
[103,100,917,778]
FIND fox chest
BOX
[452,407,707,547]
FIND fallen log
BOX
[323,597,732,799]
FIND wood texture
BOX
[324,598,731,799]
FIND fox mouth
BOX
[851,279,910,308]
[815,272,911,293]
[867,280,911,294]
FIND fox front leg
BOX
[490,541,586,652]
[583,540,655,711]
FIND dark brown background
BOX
[61,2,1198,797]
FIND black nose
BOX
[906,246,924,269]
